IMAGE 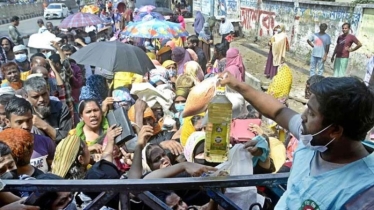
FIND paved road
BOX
[0,8,79,44]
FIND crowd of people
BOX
[0,2,373,210]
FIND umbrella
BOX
[70,41,155,75]
[134,12,165,22]
[152,7,174,16]
[122,19,189,39]
[138,5,156,13]
[59,12,103,29]
[81,5,100,14]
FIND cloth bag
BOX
[211,144,264,210]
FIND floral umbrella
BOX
[122,19,189,39]
[134,12,165,22]
[138,5,156,13]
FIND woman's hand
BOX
[101,97,114,113]
[183,162,217,177]
[137,125,153,147]
[248,124,264,136]
[160,140,184,156]
[119,147,134,165]
[106,124,123,142]
[88,143,103,153]
[243,139,263,157]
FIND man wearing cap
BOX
[37,19,48,34]
[13,45,29,72]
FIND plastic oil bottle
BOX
[205,85,232,163]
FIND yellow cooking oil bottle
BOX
[205,85,232,163]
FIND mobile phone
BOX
[24,192,43,205]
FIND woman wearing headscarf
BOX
[264,25,289,79]
[172,47,192,75]
[207,43,228,74]
[0,36,15,65]
[52,135,91,179]
[112,87,135,111]
[198,23,213,61]
[225,48,246,82]
[184,61,204,82]
[166,40,176,50]
[193,11,205,36]
[162,60,177,82]
[157,46,172,64]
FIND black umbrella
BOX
[70,41,155,75]
[152,7,174,16]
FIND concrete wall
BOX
[238,0,372,77]
[0,3,44,20]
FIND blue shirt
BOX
[309,33,331,58]
[275,115,374,209]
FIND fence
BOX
[0,2,44,20]
[2,173,289,210]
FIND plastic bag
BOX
[211,144,264,210]
[183,76,217,118]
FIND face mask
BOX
[15,53,27,62]
[1,171,13,179]
[43,52,52,59]
[175,103,185,113]
[277,28,282,33]
[144,41,150,46]
[84,37,91,44]
[300,124,334,152]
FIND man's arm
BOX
[8,26,18,42]
[56,103,73,142]
[224,76,298,131]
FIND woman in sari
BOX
[225,48,246,82]
[198,23,213,62]
[264,25,290,79]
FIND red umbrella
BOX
[59,12,103,29]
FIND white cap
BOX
[13,45,27,52]
[0,87,15,96]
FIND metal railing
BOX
[2,173,289,210]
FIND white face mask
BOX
[84,36,91,44]
[43,51,52,59]
[277,28,282,33]
[15,53,27,62]
[300,124,334,152]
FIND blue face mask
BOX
[175,103,185,113]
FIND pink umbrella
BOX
[138,5,156,13]
[59,12,103,29]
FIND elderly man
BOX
[13,44,30,72]
[24,76,72,142]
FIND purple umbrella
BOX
[59,12,103,29]
[134,12,165,22]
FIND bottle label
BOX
[216,86,226,96]
[209,123,228,150]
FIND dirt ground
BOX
[183,18,324,114]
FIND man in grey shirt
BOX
[8,16,29,45]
